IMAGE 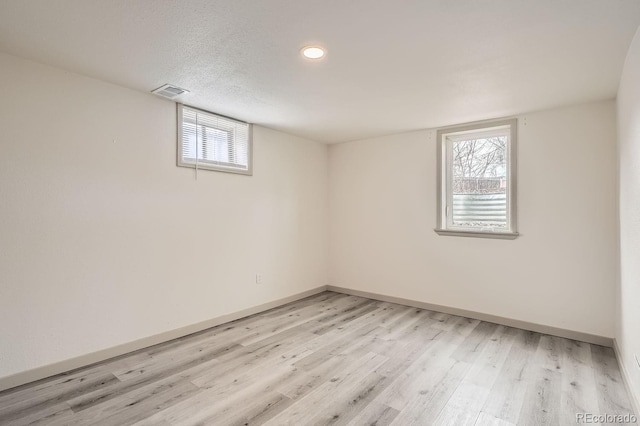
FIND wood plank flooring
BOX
[0,291,636,425]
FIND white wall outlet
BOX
[256,274,263,285]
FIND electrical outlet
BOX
[256,274,263,285]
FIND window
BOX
[435,118,518,239]
[178,104,252,175]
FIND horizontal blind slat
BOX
[452,193,507,225]
[179,105,250,172]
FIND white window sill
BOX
[434,229,519,240]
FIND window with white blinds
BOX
[177,105,252,175]
[435,118,518,239]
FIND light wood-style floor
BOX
[0,292,636,426]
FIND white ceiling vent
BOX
[151,84,189,99]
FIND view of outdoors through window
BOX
[451,135,507,229]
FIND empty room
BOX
[1,1,640,425]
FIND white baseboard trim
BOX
[327,285,614,347]
[1,285,616,394]
[0,285,327,394]
[613,338,640,417]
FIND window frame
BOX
[177,104,253,176]
[435,118,519,239]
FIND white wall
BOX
[329,101,618,338]
[0,52,329,379]
[617,26,640,401]
[0,48,624,387]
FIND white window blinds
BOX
[178,105,252,175]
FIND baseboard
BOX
[613,338,640,417]
[0,285,328,393]
[1,284,616,394]
[327,285,613,347]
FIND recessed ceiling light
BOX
[301,46,325,60]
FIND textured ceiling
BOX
[1,0,639,143]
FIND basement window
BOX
[435,118,518,239]
[178,104,252,175]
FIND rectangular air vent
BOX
[151,84,189,99]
